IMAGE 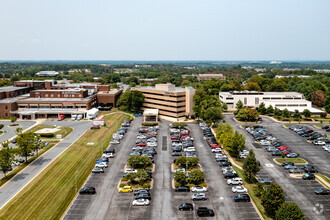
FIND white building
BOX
[36,71,59,77]
[219,91,325,115]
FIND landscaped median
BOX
[273,158,308,165]
[0,112,131,220]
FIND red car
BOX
[136,143,146,146]
[181,132,190,136]
[90,125,100,129]
[278,146,289,151]
[282,150,293,155]
[211,144,220,149]
[171,136,180,140]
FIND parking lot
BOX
[0,120,36,143]
[224,114,330,220]
[65,119,261,220]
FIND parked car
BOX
[178,203,194,211]
[95,162,108,168]
[227,178,243,185]
[132,199,150,206]
[314,188,330,195]
[286,153,298,158]
[257,178,273,185]
[125,168,138,174]
[134,193,151,200]
[134,189,150,196]
[302,173,315,180]
[92,167,104,173]
[232,186,248,193]
[191,186,207,192]
[212,148,222,153]
[218,162,232,167]
[282,162,294,167]
[90,125,100,129]
[102,153,114,158]
[79,186,96,194]
[174,168,186,173]
[175,186,190,192]
[289,168,304,173]
[118,186,132,193]
[196,207,215,217]
[234,194,250,202]
[191,193,207,201]
[223,172,238,179]
[272,151,283,156]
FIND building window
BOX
[5,113,8,117]
[244,98,247,105]
[45,94,49,97]
[5,105,8,110]
[255,98,259,105]
[51,94,54,97]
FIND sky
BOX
[0,0,330,61]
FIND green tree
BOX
[226,131,245,158]
[222,103,228,111]
[124,173,137,185]
[0,142,16,177]
[127,155,152,169]
[174,171,188,185]
[16,127,22,134]
[10,74,20,82]
[258,102,267,115]
[282,108,291,118]
[236,100,243,111]
[293,110,301,119]
[302,109,311,118]
[267,78,288,92]
[189,170,205,184]
[136,170,149,184]
[216,123,233,141]
[275,202,305,220]
[16,132,39,163]
[10,117,17,123]
[117,90,145,113]
[243,149,260,182]
[203,107,223,124]
[237,108,259,121]
[266,105,274,115]
[274,107,281,116]
[244,82,261,91]
[103,73,120,83]
[0,124,4,130]
[261,183,285,217]
[324,96,330,113]
[186,157,199,168]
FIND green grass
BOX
[0,143,56,187]
[315,174,330,187]
[232,165,272,220]
[0,112,130,220]
[29,125,73,139]
[275,158,307,164]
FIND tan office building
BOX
[132,84,196,119]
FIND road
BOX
[224,114,329,220]
[0,120,92,210]
[0,120,36,143]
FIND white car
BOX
[132,146,143,151]
[212,148,222,153]
[232,186,248,193]
[322,145,330,151]
[260,140,271,146]
[132,199,150,206]
[314,141,326,146]
[102,153,114,158]
[12,161,20,166]
[137,135,146,139]
[125,168,138,174]
[147,138,157,142]
[215,153,227,159]
[174,168,185,172]
[95,162,108,168]
[191,186,207,192]
[147,142,157,147]
[222,167,236,174]
[184,147,196,152]
[227,178,243,185]
[110,139,120,144]
[172,143,182,147]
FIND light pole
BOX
[75,170,78,193]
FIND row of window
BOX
[142,91,186,99]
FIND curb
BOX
[272,158,308,166]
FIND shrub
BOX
[135,184,142,188]
[281,153,285,158]
[119,183,126,188]
[39,133,54,138]
[142,183,151,189]
[172,122,187,128]
[141,122,158,126]
[0,124,4,130]
[190,115,195,119]
[174,182,181,187]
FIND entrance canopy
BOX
[143,109,159,122]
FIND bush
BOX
[190,115,195,119]
[39,133,54,138]
[135,184,142,188]
[172,122,187,128]
[174,182,181,187]
[0,124,4,130]
[10,117,17,123]
[281,153,285,158]
[141,122,158,126]
[119,183,126,188]
[142,183,151,189]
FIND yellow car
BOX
[118,186,132,193]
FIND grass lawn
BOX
[0,143,57,187]
[29,125,73,139]
[0,112,130,220]
[316,174,330,185]
[232,165,272,220]
[275,158,307,164]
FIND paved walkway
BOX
[0,120,92,210]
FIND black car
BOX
[216,157,228,163]
[135,193,151,200]
[218,162,232,167]
[79,186,96,195]
[11,138,17,144]
[314,188,330,195]
[282,162,294,167]
[178,203,194,211]
[302,165,318,173]
[223,172,238,179]
[172,152,182,156]
[104,148,115,154]
[175,186,190,192]
[302,173,315,180]
[197,207,215,217]
[322,126,329,130]
[234,194,250,202]
[272,151,282,156]
[134,189,150,196]
[258,178,273,185]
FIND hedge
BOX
[142,122,158,126]
[172,122,187,128]
[39,133,55,138]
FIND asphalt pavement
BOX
[0,120,36,143]
[0,120,92,210]
[224,114,329,220]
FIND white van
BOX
[71,114,77,121]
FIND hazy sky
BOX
[0,0,329,61]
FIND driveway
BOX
[0,120,92,210]
[0,120,36,143]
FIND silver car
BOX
[191,193,207,201]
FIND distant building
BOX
[132,83,195,119]
[275,75,311,78]
[36,71,59,77]
[182,74,225,81]
[219,91,325,116]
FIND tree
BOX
[216,123,233,141]
[244,82,261,91]
[261,183,285,217]
[10,74,20,82]
[267,78,288,92]
[243,149,260,182]
[274,107,281,116]
[236,100,243,111]
[282,108,291,118]
[258,102,267,115]
[324,96,330,113]
[189,170,205,184]
[226,131,245,158]
[136,170,149,184]
[117,90,145,113]
[0,142,16,177]
[127,155,152,169]
[237,108,259,122]
[10,117,17,123]
[126,76,139,85]
[174,171,188,185]
[0,124,4,130]
[293,110,301,119]
[16,127,22,134]
[302,109,311,118]
[310,90,325,107]
[103,73,120,84]
[124,173,137,185]
[203,107,223,124]
[275,202,305,220]
[222,103,228,111]
[16,132,40,163]
[266,105,274,115]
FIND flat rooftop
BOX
[0,86,29,92]
[220,91,303,97]
[136,84,186,93]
